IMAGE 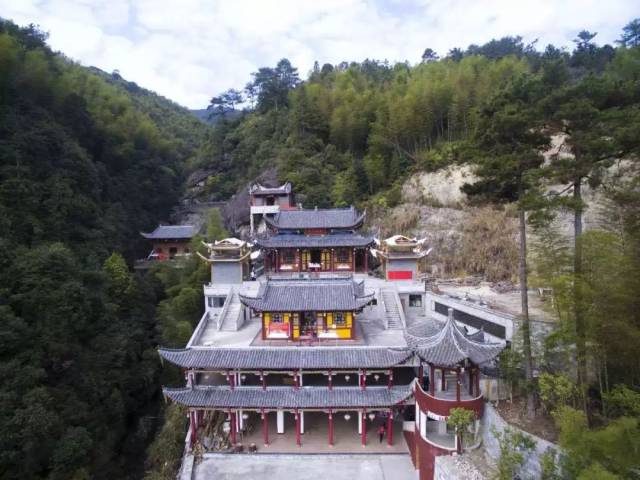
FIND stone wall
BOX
[482,403,559,479]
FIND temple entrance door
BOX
[309,249,321,272]
[355,249,365,272]
[300,312,317,337]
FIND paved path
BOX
[194,454,417,480]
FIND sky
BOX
[1,1,638,109]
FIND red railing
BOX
[414,381,484,419]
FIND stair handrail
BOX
[392,289,407,329]
[216,286,235,331]
[378,288,388,329]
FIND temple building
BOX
[249,182,294,234]
[374,235,430,281]
[256,207,373,273]
[140,224,198,260]
[240,277,374,340]
[158,182,507,480]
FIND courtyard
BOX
[193,453,417,480]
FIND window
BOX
[281,249,295,264]
[334,312,346,326]
[336,248,350,263]
[208,296,226,308]
[272,313,283,323]
[409,294,423,307]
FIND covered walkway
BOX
[237,410,409,453]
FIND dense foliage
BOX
[0,21,207,479]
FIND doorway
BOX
[301,312,317,337]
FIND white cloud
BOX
[0,0,637,108]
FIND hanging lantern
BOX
[345,375,350,381]
[344,413,351,421]
[373,374,380,381]
[241,374,247,381]
[223,422,231,433]
[368,413,376,421]
[242,413,249,420]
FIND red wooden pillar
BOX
[262,409,269,446]
[351,248,356,271]
[429,364,435,395]
[230,410,237,445]
[330,249,334,271]
[293,371,299,390]
[475,367,480,397]
[387,409,393,446]
[297,249,302,272]
[387,369,393,389]
[261,370,266,390]
[227,371,235,390]
[328,369,333,390]
[456,368,461,402]
[360,369,366,390]
[361,409,367,447]
[441,368,446,391]
[328,410,334,446]
[468,367,473,395]
[418,364,424,386]
[189,409,197,446]
[295,410,301,447]
[363,249,368,272]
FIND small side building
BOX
[249,182,294,234]
[199,238,252,285]
[376,235,430,281]
[140,224,198,260]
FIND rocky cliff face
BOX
[369,167,519,282]
[369,134,628,283]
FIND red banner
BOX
[388,270,413,280]
[269,322,290,335]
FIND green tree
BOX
[617,18,640,47]
[554,406,640,478]
[492,426,536,480]
[463,74,550,418]
[447,407,475,451]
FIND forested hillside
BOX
[196,32,638,211]
[0,21,209,479]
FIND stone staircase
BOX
[381,289,403,329]
[219,292,243,331]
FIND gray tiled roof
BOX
[405,320,486,347]
[141,225,197,240]
[413,315,504,367]
[404,320,444,347]
[266,208,365,230]
[158,347,415,369]
[163,385,412,409]
[255,233,374,248]
[239,278,374,312]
